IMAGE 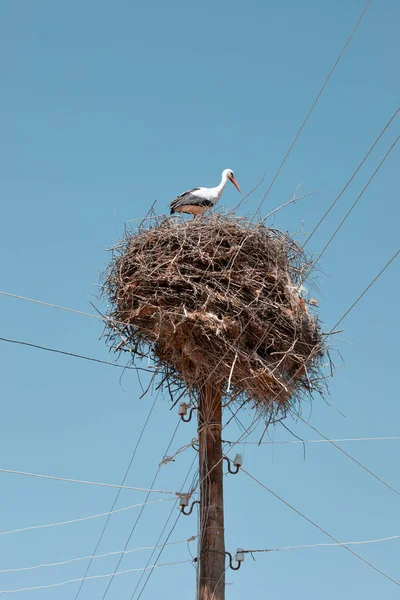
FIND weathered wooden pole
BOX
[198,381,225,600]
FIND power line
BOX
[223,436,400,446]
[281,252,400,498]
[0,336,153,373]
[284,249,399,441]
[100,420,181,600]
[0,291,105,323]
[294,415,400,497]
[331,249,399,331]
[303,107,399,247]
[243,534,400,554]
[136,512,182,599]
[0,560,192,595]
[308,135,399,270]
[132,454,198,600]
[0,537,196,574]
[254,0,371,217]
[241,467,400,587]
[0,290,176,331]
[0,290,165,345]
[73,393,159,600]
[0,467,177,495]
[0,498,173,537]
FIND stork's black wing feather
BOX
[169,189,213,215]
[176,187,200,199]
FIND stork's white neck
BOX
[195,171,230,205]
[215,171,229,194]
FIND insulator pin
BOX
[178,403,187,417]
[233,453,243,468]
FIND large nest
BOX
[102,213,328,421]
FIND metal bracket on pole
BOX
[178,493,200,516]
[225,549,245,570]
[178,402,197,423]
[181,500,200,516]
[223,453,243,475]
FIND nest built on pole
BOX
[102,213,327,421]
[102,212,328,600]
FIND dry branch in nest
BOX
[102,213,328,422]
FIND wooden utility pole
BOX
[198,381,225,600]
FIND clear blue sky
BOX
[0,1,399,598]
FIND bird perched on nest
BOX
[169,168,241,217]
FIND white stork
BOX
[169,168,241,217]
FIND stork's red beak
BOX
[229,176,242,193]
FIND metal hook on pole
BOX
[178,493,200,516]
[178,402,197,423]
[181,500,200,516]
[225,549,245,570]
[223,453,243,475]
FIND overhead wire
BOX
[223,436,400,446]
[0,290,182,331]
[330,249,399,332]
[0,537,196,574]
[253,0,371,217]
[294,414,400,497]
[0,498,174,538]
[241,467,400,587]
[99,420,181,600]
[0,560,192,595]
[73,393,159,600]
[136,513,183,599]
[0,467,177,495]
[132,453,198,600]
[0,336,154,374]
[243,534,400,554]
[303,107,399,248]
[286,251,400,498]
[305,135,399,274]
[0,291,111,324]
